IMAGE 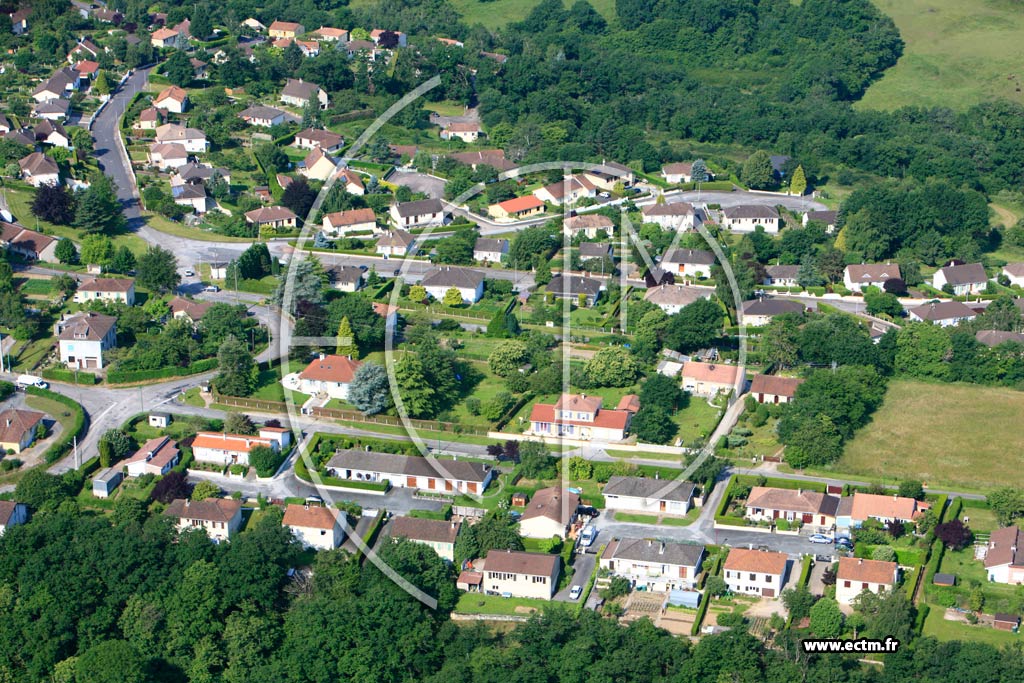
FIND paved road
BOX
[553,548,597,602]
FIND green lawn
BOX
[17,279,53,296]
[673,397,724,446]
[180,387,205,408]
[936,547,1023,615]
[922,605,1021,647]
[145,213,253,243]
[611,512,659,524]
[859,0,1024,111]
[454,592,549,616]
[959,506,999,534]
[26,394,78,440]
[422,101,467,117]
[331,420,499,447]
[10,338,54,372]
[837,380,1024,491]
[605,449,684,463]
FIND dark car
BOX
[578,506,600,519]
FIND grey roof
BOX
[56,312,116,341]
[846,263,901,284]
[484,549,558,576]
[910,301,976,322]
[765,265,800,279]
[975,330,1024,347]
[643,284,706,307]
[606,538,705,567]
[603,476,696,503]
[421,266,484,289]
[662,248,715,265]
[33,99,71,116]
[177,163,229,183]
[394,198,443,218]
[937,262,987,286]
[391,516,460,544]
[239,105,287,120]
[742,299,804,316]
[474,237,508,254]
[805,210,837,224]
[578,242,612,258]
[546,275,601,297]
[642,202,694,216]
[326,449,491,483]
[723,205,779,219]
[329,265,363,284]
[281,78,322,100]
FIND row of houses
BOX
[743,488,931,533]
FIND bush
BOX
[106,358,218,384]
[25,387,87,464]
[41,368,99,385]
[249,444,286,478]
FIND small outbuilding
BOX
[667,590,701,609]
[92,467,123,499]
[993,613,1020,632]
[149,412,171,428]
[932,573,956,587]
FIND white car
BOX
[205,285,220,292]
[183,269,195,277]
[569,585,583,600]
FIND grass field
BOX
[859,0,1024,110]
[348,0,615,30]
[454,592,549,616]
[839,380,1024,491]
[922,606,1021,646]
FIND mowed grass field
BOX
[348,0,615,31]
[860,0,1024,110]
[839,380,1024,491]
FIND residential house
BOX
[748,375,804,404]
[245,206,298,231]
[4,129,36,147]
[73,278,136,306]
[744,486,840,529]
[0,114,10,133]
[421,266,485,304]
[0,223,58,262]
[473,238,508,263]
[390,516,460,562]
[55,312,116,369]
[1001,263,1024,287]
[155,124,208,153]
[742,298,805,326]
[154,85,189,113]
[370,29,408,47]
[528,393,632,442]
[281,78,328,109]
[0,409,44,454]
[136,107,163,130]
[763,265,800,287]
[294,128,343,152]
[344,39,380,59]
[803,210,839,233]
[299,147,337,181]
[643,284,710,315]
[164,498,243,542]
[908,301,976,327]
[563,214,613,239]
[602,476,696,516]
[984,526,1024,584]
[373,302,400,329]
[190,58,208,79]
[169,296,213,324]
[171,183,208,214]
[836,492,930,530]
[268,20,305,39]
[122,436,180,477]
[92,468,123,499]
[440,121,481,142]
[375,229,416,257]
[661,162,694,184]
[73,60,100,80]
[283,504,345,550]
[339,169,365,195]
[641,202,700,231]
[449,149,516,172]
[519,487,580,540]
[843,263,902,293]
[326,449,493,494]
[33,99,71,122]
[723,548,788,597]
[31,74,73,102]
[578,242,613,262]
[836,557,898,605]
[680,362,739,397]
[313,27,350,42]
[92,8,122,23]
[390,198,447,228]
[67,38,101,62]
[18,153,60,187]
[172,163,231,187]
[238,105,287,127]
[147,142,189,170]
[34,120,70,148]
[0,501,28,535]
[9,9,29,35]
[583,161,635,190]
[533,175,596,205]
[600,539,705,591]
[489,195,545,220]
[482,549,560,599]
[150,27,183,48]
[661,248,715,279]
[932,262,988,295]
[322,208,376,237]
[241,18,266,32]
[328,265,364,292]
[721,205,781,233]
[975,330,1024,347]
[295,353,362,399]
[545,275,603,306]
[191,427,291,467]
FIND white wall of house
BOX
[288,523,344,550]
[836,580,893,605]
[173,511,241,542]
[604,494,690,516]
[424,282,484,304]
[484,567,559,599]
[58,338,107,369]
[723,568,785,597]
[296,377,352,400]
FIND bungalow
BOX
[545,275,603,306]
[742,298,805,326]
[299,147,337,181]
[323,208,376,237]
[282,504,345,550]
[33,99,71,122]
[578,242,613,262]
[932,262,988,295]
[122,436,180,477]
[519,486,580,540]
[643,284,710,315]
[721,205,780,233]
[34,120,70,148]
[723,548,788,597]
[984,526,1024,584]
[602,476,696,516]
[421,266,485,304]
[173,163,231,186]
[164,498,243,542]
[171,183,208,214]
[908,301,976,327]
[473,237,508,263]
[390,516,461,562]
[482,549,560,599]
[73,278,136,306]
[295,353,362,400]
[344,39,380,59]
[313,26,350,42]
[325,449,493,494]
[370,29,408,47]
[1001,263,1024,287]
[0,409,44,454]
[147,142,189,170]
[528,393,631,442]
[136,107,163,130]
[268,20,305,39]
[328,265,364,292]
[489,195,545,220]
[294,128,344,152]
[641,202,700,231]
[680,362,739,397]
[31,74,74,102]
[245,206,298,231]
[661,248,715,279]
[744,486,840,529]
[0,501,28,535]
[533,175,596,205]
[843,263,902,293]
[748,375,804,404]
[763,265,800,287]
[154,85,189,113]
[55,311,117,369]
[191,427,291,467]
[375,229,416,257]
[5,129,36,147]
[563,214,613,239]
[661,162,695,184]
[583,161,635,190]
[67,38,101,63]
[18,153,60,187]
[600,539,705,592]
[803,210,839,233]
[440,121,481,143]
[281,78,328,109]
[151,27,183,49]
[390,198,447,228]
[975,330,1024,347]
[0,223,58,262]
[73,60,100,79]
[155,124,208,153]
[238,105,287,127]
[450,149,516,172]
[836,557,898,605]
[836,492,930,529]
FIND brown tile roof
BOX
[602,476,695,503]
[643,284,707,308]
[155,85,188,104]
[444,121,481,133]
[192,432,275,453]
[56,312,116,341]
[663,162,693,175]
[269,20,303,32]
[296,127,343,147]
[723,548,788,575]
[122,436,179,470]
[845,263,901,284]
[282,504,342,530]
[484,549,558,576]
[391,516,460,544]
[0,500,23,525]
[837,556,897,585]
[457,570,483,585]
[748,375,804,398]
[984,526,1023,569]
[376,229,414,248]
[78,278,134,293]
[168,296,213,320]
[910,301,976,322]
[245,206,297,223]
[529,403,630,431]
[299,354,361,383]
[0,409,43,444]
[519,486,580,524]
[164,497,241,522]
[616,394,640,412]
[554,393,602,413]
[975,330,1024,347]
[745,486,840,516]
[496,195,544,213]
[564,214,613,230]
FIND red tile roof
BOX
[724,548,788,575]
[497,195,544,213]
[837,557,897,585]
[282,504,342,530]
[299,355,361,384]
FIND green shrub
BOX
[106,358,218,384]
[41,368,99,385]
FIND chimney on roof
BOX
[319,352,325,360]
[797,488,801,496]
[659,542,665,555]
[858,559,863,565]
[185,499,190,507]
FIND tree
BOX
[871,546,897,562]
[151,470,191,503]
[136,245,180,293]
[111,496,146,527]
[76,640,147,683]
[789,164,807,196]
[704,575,728,597]
[336,317,357,357]
[191,481,221,501]
[809,598,844,638]
[14,469,70,510]
[639,373,684,411]
[93,70,111,96]
[897,480,925,500]
[486,309,521,338]
[393,355,436,418]
[249,444,285,477]
[235,243,273,280]
[760,314,802,368]
[567,456,593,480]
[190,9,213,40]
[783,413,843,468]
[347,362,391,416]
[742,150,774,189]
[988,486,1024,526]
[99,429,134,467]
[110,246,136,274]
[442,287,464,307]
[409,285,427,303]
[934,520,973,550]
[216,335,257,397]
[781,585,815,620]
[80,234,115,266]
[690,158,708,183]
[31,183,75,224]
[281,176,317,220]
[454,509,524,565]
[488,340,529,377]
[163,50,194,87]
[74,174,125,234]
[583,346,640,387]
[864,286,903,317]
[54,237,78,264]
[665,298,722,352]
[519,440,557,479]
[895,322,951,379]
[224,413,257,435]
[631,405,678,444]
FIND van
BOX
[16,374,48,389]
[579,526,598,548]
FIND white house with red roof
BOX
[836,557,898,604]
[123,436,180,476]
[282,503,346,550]
[154,86,189,113]
[723,548,789,597]
[291,353,362,400]
[528,393,631,442]
[191,427,291,466]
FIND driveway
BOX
[390,170,446,199]
[553,545,598,602]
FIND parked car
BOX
[578,506,600,519]
[205,285,220,292]
[569,585,583,600]
[809,534,834,544]
[183,269,195,277]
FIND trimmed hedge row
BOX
[797,555,813,587]
[42,367,100,385]
[356,510,386,563]
[106,358,218,384]
[691,552,724,635]
[26,386,87,464]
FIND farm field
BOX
[859,0,1024,110]
[838,380,1024,491]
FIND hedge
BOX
[797,555,813,587]
[106,358,218,384]
[941,496,961,524]
[914,603,930,635]
[42,367,99,385]
[691,552,724,635]
[356,510,386,563]
[408,505,452,521]
[26,386,87,464]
